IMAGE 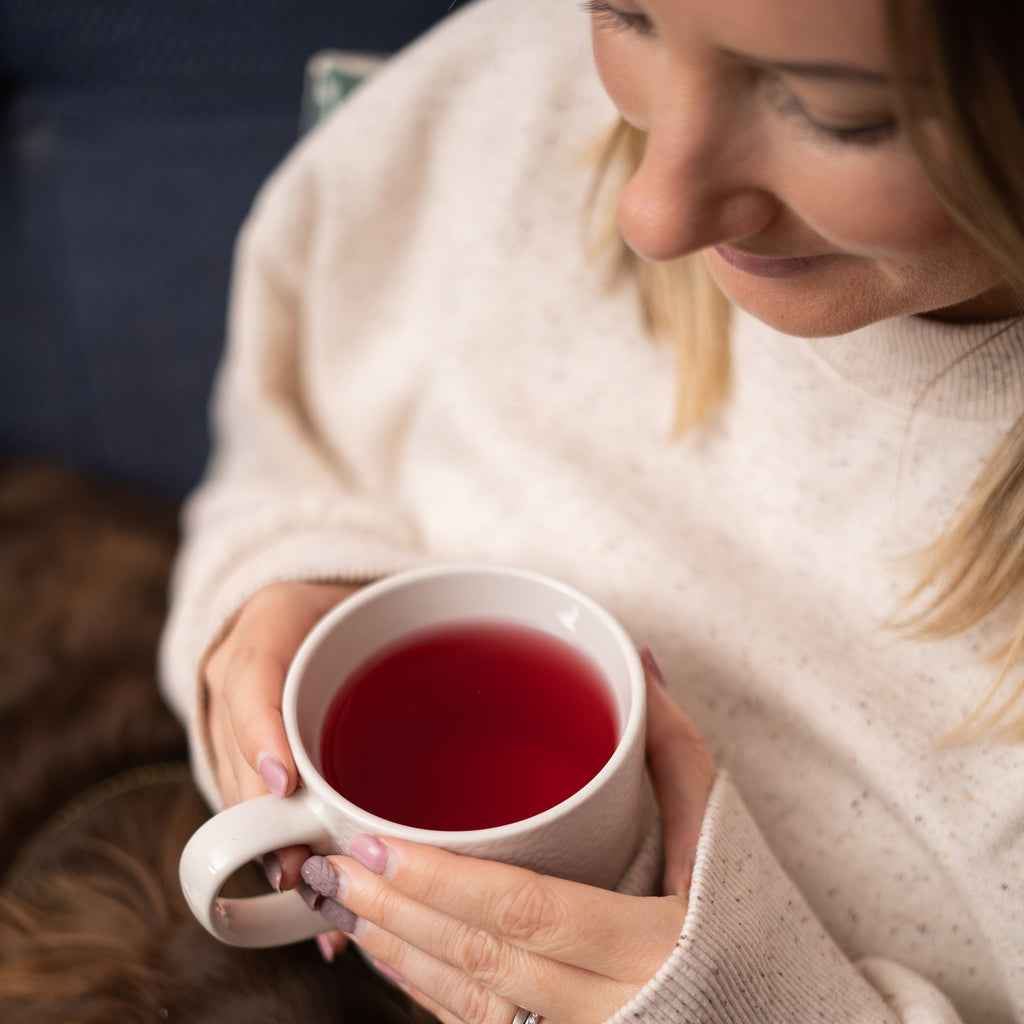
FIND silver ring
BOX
[511,1009,539,1024]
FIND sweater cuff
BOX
[603,773,957,1024]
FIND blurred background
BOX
[0,0,463,499]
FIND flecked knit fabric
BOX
[160,0,1024,1020]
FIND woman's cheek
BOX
[785,157,957,259]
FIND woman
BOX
[161,0,1024,1021]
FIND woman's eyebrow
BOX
[719,47,891,85]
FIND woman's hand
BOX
[203,580,359,888]
[639,648,716,900]
[303,652,716,1023]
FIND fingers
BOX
[204,580,358,804]
[205,620,291,805]
[301,840,682,1024]
[641,648,716,898]
[307,839,683,982]
[203,581,362,892]
[341,906,572,1024]
[224,645,295,797]
[309,857,630,1024]
[264,845,314,893]
[314,931,351,963]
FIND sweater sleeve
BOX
[606,774,966,1024]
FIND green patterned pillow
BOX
[299,50,388,134]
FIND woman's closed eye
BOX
[769,81,898,148]
[581,0,654,37]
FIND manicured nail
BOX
[349,834,392,876]
[320,898,361,936]
[373,958,406,986]
[296,881,323,911]
[257,752,289,799]
[316,933,336,963]
[262,852,283,891]
[640,647,667,688]
[301,855,342,899]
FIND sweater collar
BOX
[803,313,1024,422]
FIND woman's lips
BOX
[712,245,827,278]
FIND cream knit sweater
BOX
[159,0,1024,1020]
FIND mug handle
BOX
[179,790,336,947]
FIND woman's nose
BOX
[616,68,779,262]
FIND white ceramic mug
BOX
[179,564,648,947]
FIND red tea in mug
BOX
[320,620,618,831]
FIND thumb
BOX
[218,581,357,800]
[641,648,716,899]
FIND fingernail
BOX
[257,752,289,799]
[320,898,362,936]
[349,834,392,876]
[373,958,406,986]
[316,933,336,963]
[640,647,667,688]
[296,881,323,911]
[301,855,343,899]
[263,852,283,891]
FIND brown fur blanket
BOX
[0,461,425,1024]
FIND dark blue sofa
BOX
[0,2,460,498]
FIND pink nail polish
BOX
[257,752,289,799]
[640,647,667,688]
[296,881,324,911]
[301,855,341,898]
[349,833,391,875]
[320,898,361,936]
[316,933,336,963]
[262,852,283,891]
[373,959,406,986]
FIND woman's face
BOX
[589,0,1020,335]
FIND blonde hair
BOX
[590,1,1024,739]
[587,119,732,435]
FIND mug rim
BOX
[281,562,645,843]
